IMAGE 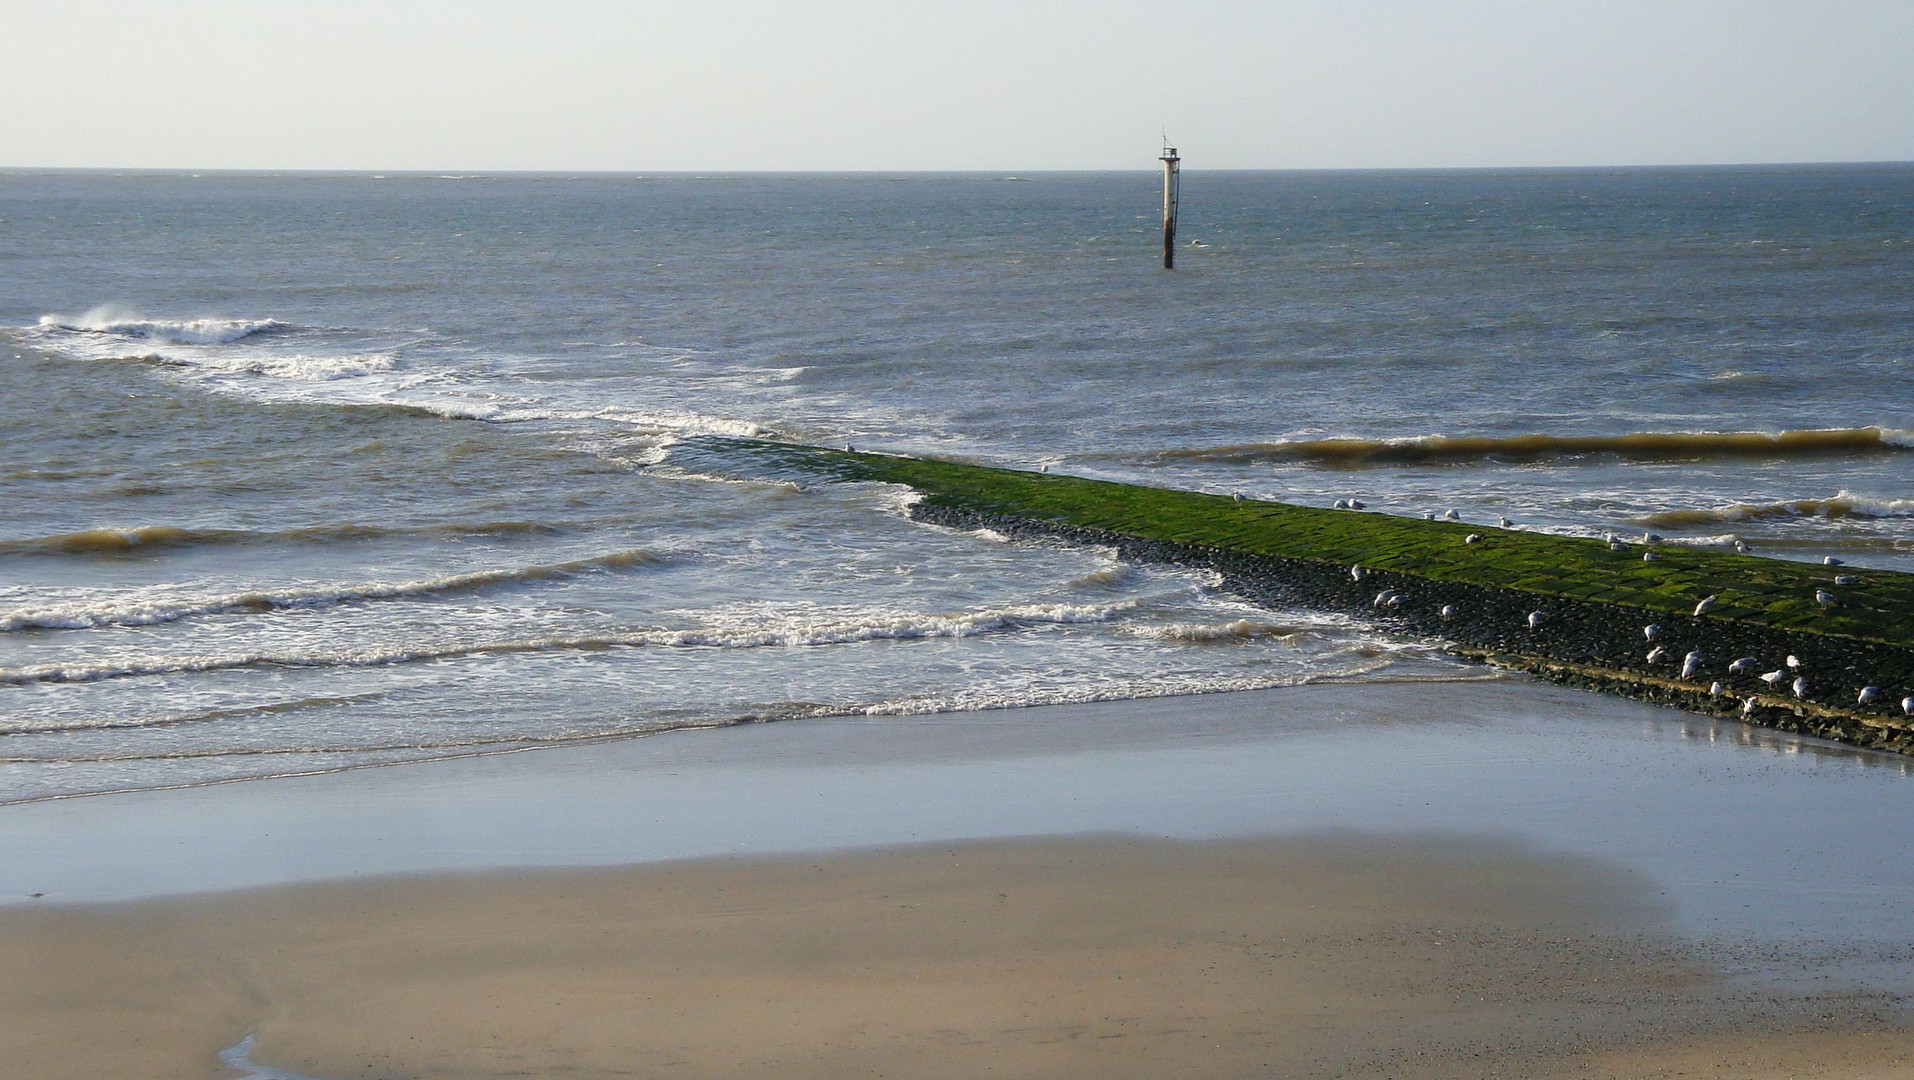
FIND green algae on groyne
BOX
[693,438,1914,753]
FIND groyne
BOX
[696,439,1914,754]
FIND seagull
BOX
[1421,511,1435,520]
[1387,593,1404,609]
[1694,595,1719,616]
[1466,533,1483,545]
[1709,681,1724,696]
[1609,540,1628,552]
[1792,676,1808,699]
[1348,499,1367,510]
[1603,532,1617,543]
[1759,670,1785,686]
[1350,565,1365,581]
[1743,697,1758,716]
[1040,464,1050,473]
[1498,516,1513,528]
[1644,624,1661,640]
[1682,651,1703,680]
[1439,604,1456,619]
[1834,574,1859,586]
[1374,590,1397,608]
[1733,540,1752,554]
[1904,696,1914,716]
[1646,646,1667,665]
[1527,611,1544,630]
[1334,499,1349,509]
[1231,492,1241,502]
[1786,655,1800,669]
[1859,686,1881,706]
[1443,509,1461,520]
[1815,589,1835,607]
[1642,532,1663,544]
[1824,556,1844,566]
[1644,552,1661,562]
[1728,657,1759,674]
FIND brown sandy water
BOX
[3,834,1911,1080]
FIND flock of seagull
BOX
[1330,499,1914,720]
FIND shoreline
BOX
[6,678,1914,1075]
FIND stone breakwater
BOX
[912,504,1914,754]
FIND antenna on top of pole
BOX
[1158,142,1181,270]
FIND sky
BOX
[3,0,1911,171]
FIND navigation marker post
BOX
[1159,143,1181,269]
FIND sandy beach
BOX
[3,832,1910,1080]
[3,679,1914,1077]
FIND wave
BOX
[1124,618,1306,642]
[0,548,664,632]
[1143,428,1914,466]
[0,520,566,558]
[1632,491,1914,528]
[37,309,287,345]
[123,349,396,381]
[0,600,1136,685]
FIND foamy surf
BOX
[1140,428,1914,466]
[0,549,666,632]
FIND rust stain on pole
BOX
[1159,144,1181,269]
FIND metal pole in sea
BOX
[1159,143,1181,269]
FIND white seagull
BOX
[1824,556,1845,566]
[1733,540,1753,554]
[1728,657,1758,674]
[1644,552,1661,562]
[1334,499,1349,509]
[1682,651,1703,680]
[1786,655,1801,669]
[1443,509,1461,520]
[1348,499,1367,510]
[1642,532,1663,544]
[1694,595,1719,616]
[1858,686,1882,706]
[1904,696,1914,716]
[1527,611,1544,630]
[1466,533,1483,545]
[1498,516,1514,528]
[1439,604,1456,619]
[1815,589,1836,607]
[1743,697,1758,716]
[1350,566,1366,581]
[1835,574,1859,586]
[1644,624,1661,640]
[1609,540,1628,552]
[1792,676,1809,699]
[1646,646,1667,665]
[1709,681,1724,696]
[1759,670,1785,686]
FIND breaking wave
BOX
[0,549,665,632]
[37,310,287,345]
[0,600,1137,685]
[1125,618,1306,642]
[1144,428,1914,466]
[1633,491,1914,528]
[0,520,566,558]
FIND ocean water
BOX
[2,166,1911,803]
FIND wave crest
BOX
[0,520,568,558]
[1633,490,1914,528]
[0,548,665,632]
[0,600,1136,685]
[38,308,286,345]
[1146,428,1914,466]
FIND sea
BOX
[2,166,1911,804]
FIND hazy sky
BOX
[4,0,1910,171]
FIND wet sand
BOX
[3,833,1910,1080]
